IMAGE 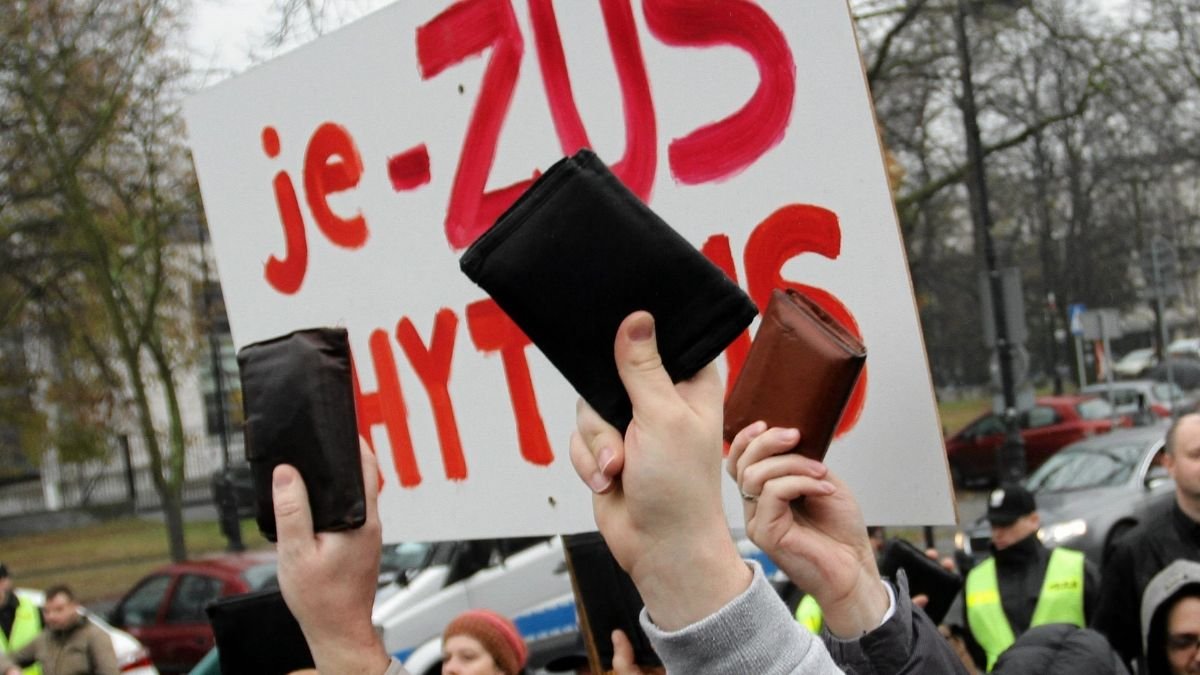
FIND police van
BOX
[372,535,781,674]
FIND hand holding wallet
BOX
[460,148,758,430]
[237,327,365,542]
[723,288,866,461]
[877,538,963,625]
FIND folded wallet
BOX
[723,288,866,461]
[237,327,365,542]
[460,148,758,430]
[206,589,315,675]
[563,531,662,670]
[877,538,963,625]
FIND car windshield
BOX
[1025,441,1146,491]
[380,542,433,573]
[241,562,279,590]
[1075,398,1115,420]
[1153,383,1185,401]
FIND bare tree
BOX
[0,0,200,561]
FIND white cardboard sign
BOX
[184,0,955,543]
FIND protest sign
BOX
[185,0,955,542]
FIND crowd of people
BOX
[269,310,1200,674]
[5,310,1200,674]
[0,566,118,675]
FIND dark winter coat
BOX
[991,623,1129,675]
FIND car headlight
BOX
[1039,518,1088,546]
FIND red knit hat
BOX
[443,609,527,674]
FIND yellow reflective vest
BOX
[794,594,823,634]
[965,547,1086,671]
[0,595,43,675]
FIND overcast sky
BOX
[186,0,1139,87]
[186,0,389,85]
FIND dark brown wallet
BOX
[877,538,962,625]
[723,289,866,461]
[237,327,365,542]
[206,589,315,675]
[562,532,661,671]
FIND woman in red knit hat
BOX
[441,609,528,675]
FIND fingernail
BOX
[598,447,616,475]
[589,471,612,493]
[748,421,768,437]
[818,480,836,494]
[629,317,654,342]
[782,428,800,441]
[273,468,293,489]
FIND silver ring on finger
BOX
[740,490,758,503]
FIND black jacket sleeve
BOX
[824,571,970,674]
[1091,539,1139,666]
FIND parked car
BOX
[15,588,159,675]
[1146,358,1200,392]
[1082,379,1196,420]
[209,463,254,519]
[957,423,1175,568]
[1113,347,1158,378]
[108,552,277,674]
[945,395,1127,487]
[1168,337,1200,360]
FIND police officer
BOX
[962,486,1100,671]
[0,565,42,675]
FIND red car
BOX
[945,395,1129,487]
[109,551,277,674]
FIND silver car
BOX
[959,423,1175,566]
[1082,379,1196,421]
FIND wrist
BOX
[630,525,752,631]
[304,624,391,675]
[819,567,891,639]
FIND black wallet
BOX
[237,327,365,542]
[460,148,758,430]
[563,532,662,671]
[205,589,315,675]
[877,538,963,625]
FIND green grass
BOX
[936,383,1080,437]
[2,518,271,604]
[937,397,990,437]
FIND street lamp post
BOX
[954,0,1027,485]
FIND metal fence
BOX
[0,431,241,518]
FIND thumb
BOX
[273,464,314,556]
[611,629,636,673]
[614,312,677,419]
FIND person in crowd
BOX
[0,585,117,675]
[0,565,41,675]
[950,485,1099,671]
[440,609,526,675]
[1140,559,1200,675]
[1095,412,1200,668]
[988,624,1128,675]
[272,311,962,673]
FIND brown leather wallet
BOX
[723,288,866,461]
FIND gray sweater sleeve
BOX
[640,561,843,674]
